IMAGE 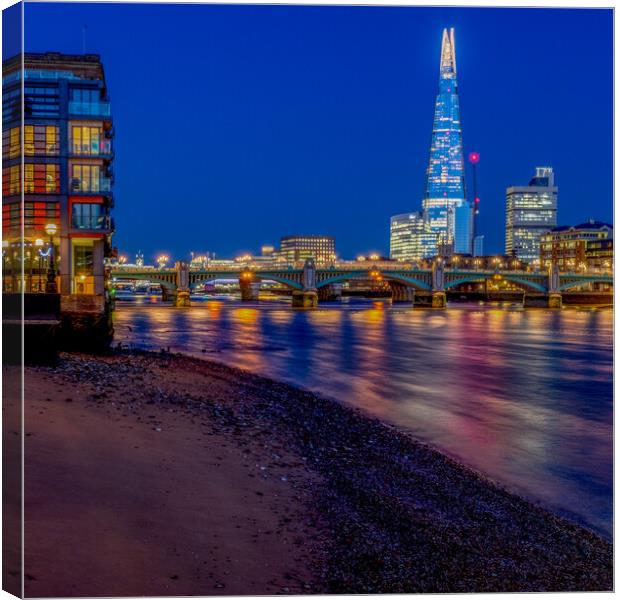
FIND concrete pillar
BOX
[175,261,191,307]
[93,239,105,295]
[175,289,191,307]
[431,261,446,309]
[548,292,563,309]
[292,290,318,308]
[523,293,562,308]
[432,291,447,309]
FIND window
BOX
[72,203,105,229]
[2,87,21,121]
[2,201,58,233]
[2,127,20,159]
[24,163,60,193]
[2,166,20,196]
[24,86,60,117]
[71,126,103,155]
[70,88,100,103]
[24,201,59,229]
[24,125,59,156]
[74,246,94,275]
[71,164,100,192]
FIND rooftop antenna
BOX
[82,24,87,54]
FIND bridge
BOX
[110,259,613,308]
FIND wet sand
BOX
[13,350,613,595]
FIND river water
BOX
[113,297,613,538]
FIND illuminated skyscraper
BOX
[506,167,558,264]
[422,28,472,254]
[389,212,437,261]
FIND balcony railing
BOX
[70,176,112,193]
[68,101,111,117]
[71,215,112,231]
[70,139,112,156]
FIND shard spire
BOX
[421,27,472,254]
[440,27,457,80]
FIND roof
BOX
[550,220,613,233]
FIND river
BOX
[113,296,613,538]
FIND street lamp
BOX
[156,254,169,269]
[34,239,44,292]
[44,223,58,294]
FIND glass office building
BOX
[421,28,473,255]
[505,167,558,264]
[389,212,437,261]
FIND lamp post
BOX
[34,239,44,292]
[157,254,169,270]
[44,223,58,294]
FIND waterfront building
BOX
[586,238,613,271]
[390,212,437,261]
[2,52,114,295]
[421,28,473,255]
[540,220,613,271]
[279,235,336,266]
[505,167,558,264]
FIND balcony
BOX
[68,101,111,117]
[70,139,113,157]
[71,214,112,231]
[70,177,112,194]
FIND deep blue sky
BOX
[22,3,613,261]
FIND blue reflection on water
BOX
[114,298,613,538]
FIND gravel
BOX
[34,349,613,593]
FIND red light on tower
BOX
[475,197,480,204]
[469,151,480,164]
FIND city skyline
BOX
[16,4,613,259]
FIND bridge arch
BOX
[444,274,548,293]
[189,273,304,290]
[316,272,432,291]
[558,276,613,292]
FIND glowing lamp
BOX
[468,152,480,164]
[474,197,480,203]
[45,223,57,236]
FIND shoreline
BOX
[17,348,612,594]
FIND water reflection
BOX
[114,299,612,538]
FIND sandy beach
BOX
[10,350,613,595]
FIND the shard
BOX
[422,28,473,254]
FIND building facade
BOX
[540,220,612,271]
[505,167,557,264]
[389,211,437,261]
[2,52,114,295]
[421,28,473,255]
[279,235,336,266]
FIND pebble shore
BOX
[27,349,613,593]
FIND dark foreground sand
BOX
[9,350,613,595]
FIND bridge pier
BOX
[174,261,191,307]
[175,289,191,307]
[432,291,447,309]
[292,290,318,308]
[523,292,563,308]
[240,281,260,301]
